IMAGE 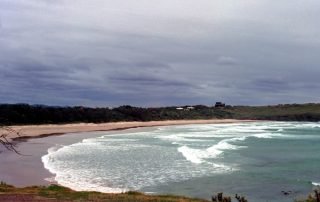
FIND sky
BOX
[0,0,320,107]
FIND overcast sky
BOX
[0,0,319,107]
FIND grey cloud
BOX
[251,78,291,92]
[0,0,320,106]
[216,56,238,66]
[109,75,193,88]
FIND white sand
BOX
[6,119,256,141]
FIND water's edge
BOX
[40,122,320,202]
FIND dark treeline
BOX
[0,104,231,125]
[0,103,320,125]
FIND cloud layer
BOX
[1,0,320,106]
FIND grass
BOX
[223,103,320,121]
[1,182,318,201]
[0,183,210,202]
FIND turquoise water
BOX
[42,122,320,201]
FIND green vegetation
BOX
[223,103,320,121]
[0,183,209,202]
[1,103,320,125]
[1,182,318,201]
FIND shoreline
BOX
[0,119,257,188]
[7,119,257,141]
[1,120,317,202]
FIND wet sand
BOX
[0,119,255,187]
[0,128,151,187]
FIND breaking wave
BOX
[312,182,320,186]
[41,121,320,193]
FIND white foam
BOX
[178,137,246,164]
[210,163,232,170]
[294,123,320,129]
[42,146,127,193]
[157,134,213,143]
[312,182,320,186]
[54,176,127,193]
[177,145,233,172]
[47,144,63,153]
[216,127,266,134]
[43,144,229,193]
[161,122,295,149]
[42,146,63,175]
[252,133,283,139]
[229,136,247,142]
[178,146,207,164]
[174,132,226,138]
[84,138,137,143]
[44,176,56,183]
[43,121,313,194]
[157,135,187,142]
[253,133,273,139]
[209,142,236,151]
[42,144,67,175]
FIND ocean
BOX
[42,121,320,202]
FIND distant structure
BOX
[186,106,195,110]
[215,102,225,108]
[176,106,195,111]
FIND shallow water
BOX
[42,122,320,201]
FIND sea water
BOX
[42,122,320,202]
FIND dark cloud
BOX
[0,0,319,106]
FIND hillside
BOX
[0,103,320,125]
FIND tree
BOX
[0,125,20,154]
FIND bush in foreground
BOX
[0,183,209,202]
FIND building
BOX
[215,102,226,108]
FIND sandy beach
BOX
[6,119,255,141]
[0,119,256,188]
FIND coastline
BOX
[7,119,256,141]
[1,120,318,202]
[0,119,256,188]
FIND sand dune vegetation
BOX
[0,182,209,202]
